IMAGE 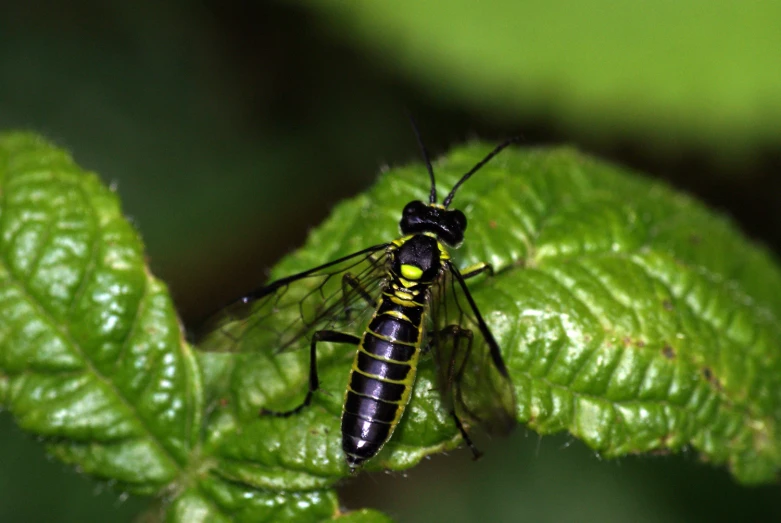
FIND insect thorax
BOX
[389,233,450,288]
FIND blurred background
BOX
[1,1,780,521]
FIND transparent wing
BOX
[198,243,390,355]
[430,261,517,437]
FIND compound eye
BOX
[451,209,467,232]
[403,201,424,216]
[400,201,428,235]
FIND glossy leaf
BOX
[0,133,204,493]
[2,132,780,523]
[200,142,781,486]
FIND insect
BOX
[202,130,518,470]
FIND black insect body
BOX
[342,231,443,467]
[203,134,518,470]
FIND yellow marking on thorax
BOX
[391,236,412,248]
[392,290,415,301]
[383,289,424,306]
[400,264,423,281]
[389,296,421,308]
[397,276,419,288]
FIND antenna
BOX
[407,113,438,204]
[443,137,520,208]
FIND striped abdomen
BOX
[341,289,428,468]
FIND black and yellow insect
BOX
[203,133,518,469]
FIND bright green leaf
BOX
[0,133,344,522]
[0,132,203,493]
[199,142,781,486]
[2,132,780,523]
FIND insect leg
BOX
[438,324,483,460]
[452,411,483,461]
[460,262,494,280]
[262,330,360,417]
[448,261,510,378]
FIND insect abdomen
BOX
[341,297,425,468]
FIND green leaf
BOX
[2,132,780,523]
[295,1,781,156]
[0,132,344,522]
[199,142,781,486]
[0,132,202,493]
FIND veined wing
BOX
[198,243,390,355]
[430,261,517,438]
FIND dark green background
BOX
[1,1,779,521]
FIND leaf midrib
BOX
[0,169,186,487]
